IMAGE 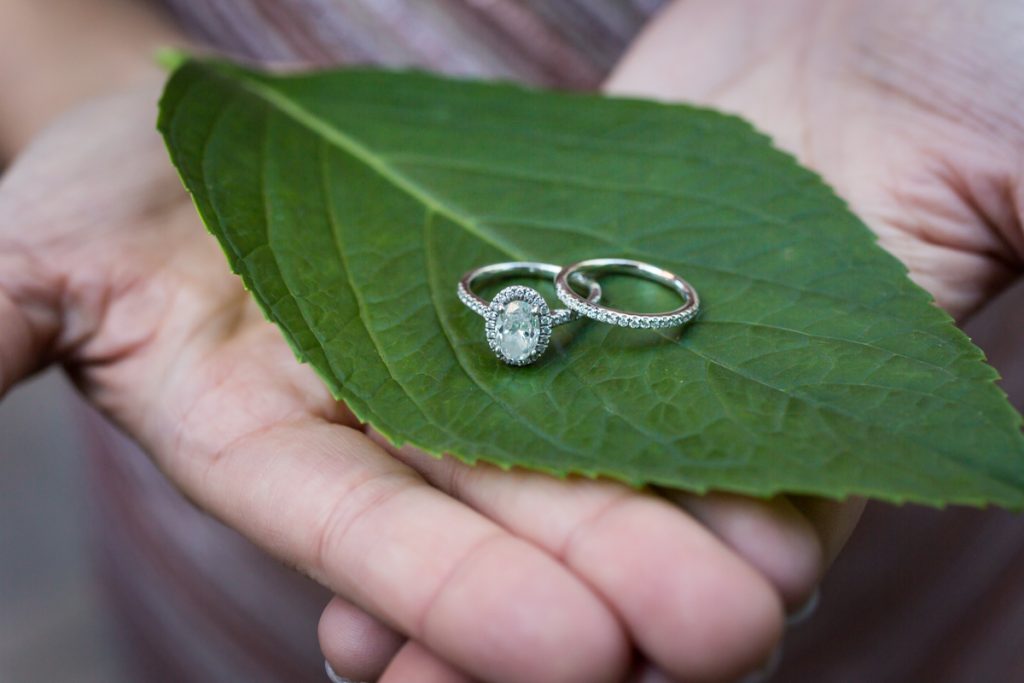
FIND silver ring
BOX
[457,261,601,366]
[554,258,699,329]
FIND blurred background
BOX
[0,370,128,682]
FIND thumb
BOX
[0,118,86,399]
[0,88,171,401]
[0,234,61,399]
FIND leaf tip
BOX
[155,46,190,72]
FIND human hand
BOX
[5,1,1019,681]
[0,87,827,683]
[608,0,1023,322]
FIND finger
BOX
[319,596,404,683]
[141,354,629,683]
[0,279,54,398]
[0,195,62,399]
[629,650,783,683]
[375,435,783,683]
[630,668,672,683]
[379,641,475,683]
[666,491,824,609]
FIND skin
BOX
[0,0,1020,681]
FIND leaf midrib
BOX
[313,139,520,459]
[227,70,522,262]
[224,67,686,464]
[420,210,618,469]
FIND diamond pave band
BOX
[457,261,601,366]
[554,258,699,330]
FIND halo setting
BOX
[484,286,553,366]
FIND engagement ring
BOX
[456,261,601,366]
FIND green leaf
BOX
[158,58,1024,509]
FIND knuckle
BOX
[420,536,629,683]
[312,468,418,576]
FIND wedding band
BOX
[554,258,699,329]
[457,261,600,366]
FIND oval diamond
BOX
[495,299,540,363]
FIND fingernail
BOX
[325,660,362,683]
[737,644,782,683]
[786,587,820,627]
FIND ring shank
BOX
[554,258,699,329]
